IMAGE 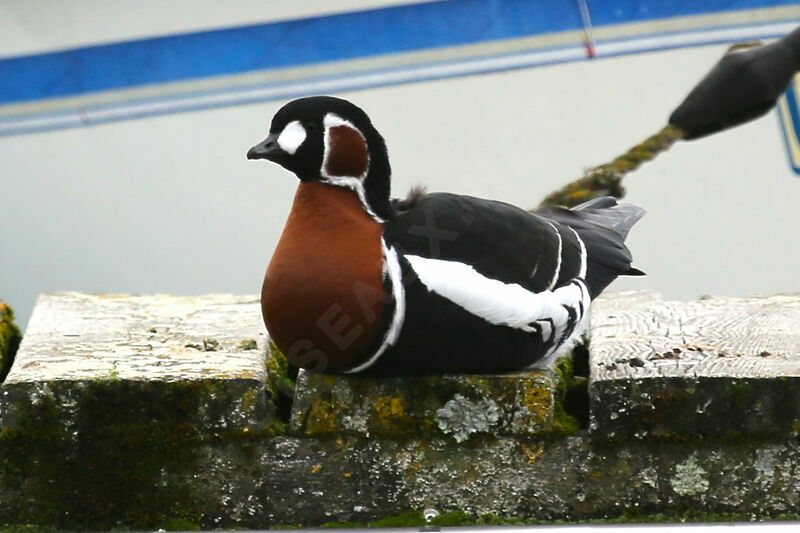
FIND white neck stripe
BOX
[323,113,354,129]
[345,242,405,373]
[321,176,384,223]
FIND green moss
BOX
[160,517,202,531]
[0,301,22,383]
[370,510,426,527]
[319,508,800,529]
[0,380,250,530]
[430,510,478,526]
[550,354,582,435]
[371,395,412,431]
[265,341,297,430]
[321,521,365,529]
[0,525,52,533]
[304,397,342,434]
[323,510,470,528]
[539,125,684,208]
[265,342,295,401]
[296,366,568,438]
[727,381,750,410]
[518,386,552,427]
[238,338,258,351]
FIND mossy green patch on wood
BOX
[322,510,475,528]
[593,375,800,441]
[551,354,582,435]
[0,301,22,383]
[320,507,800,529]
[266,341,298,431]
[290,368,560,439]
[0,378,268,531]
[266,341,294,401]
[0,525,57,533]
[0,381,198,529]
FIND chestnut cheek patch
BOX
[324,125,370,179]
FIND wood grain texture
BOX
[589,290,800,438]
[591,290,800,380]
[6,292,267,383]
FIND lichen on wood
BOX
[5,291,800,529]
[289,366,565,439]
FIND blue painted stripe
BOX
[587,0,796,26]
[1,20,794,138]
[0,0,581,104]
[1,0,798,105]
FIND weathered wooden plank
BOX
[289,367,562,440]
[6,292,268,383]
[4,291,800,529]
[1,292,272,432]
[590,290,800,439]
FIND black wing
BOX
[386,192,643,297]
[385,192,588,293]
[535,196,645,297]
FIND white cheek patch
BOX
[276,120,307,155]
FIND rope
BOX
[538,124,685,208]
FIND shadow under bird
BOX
[247,96,644,376]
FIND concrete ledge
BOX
[589,291,800,440]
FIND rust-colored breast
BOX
[262,182,385,372]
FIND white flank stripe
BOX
[527,281,592,369]
[570,227,588,279]
[546,222,562,290]
[345,242,406,373]
[406,254,587,332]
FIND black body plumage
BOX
[249,96,645,376]
[368,192,644,375]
